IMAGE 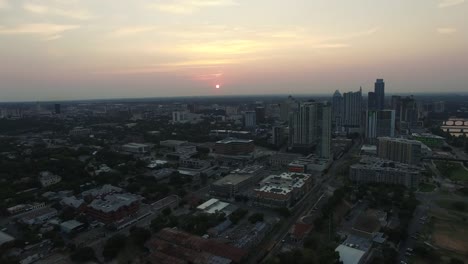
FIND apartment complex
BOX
[349,157,421,188]
[377,137,422,165]
[254,172,313,208]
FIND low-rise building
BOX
[122,143,150,154]
[288,154,332,173]
[60,196,85,209]
[411,133,445,148]
[254,172,313,208]
[60,220,84,234]
[197,198,237,216]
[213,138,255,157]
[0,231,15,247]
[85,193,141,223]
[210,165,264,197]
[146,228,247,264]
[38,171,61,187]
[81,184,123,200]
[20,207,58,225]
[159,140,188,150]
[7,203,46,215]
[349,157,422,188]
[269,153,302,168]
[360,145,377,156]
[69,127,91,137]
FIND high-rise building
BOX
[377,137,422,165]
[289,102,332,158]
[400,96,419,131]
[280,95,298,122]
[343,88,362,131]
[54,103,61,114]
[366,110,395,141]
[289,102,317,149]
[391,95,401,121]
[318,103,332,159]
[368,92,376,110]
[332,90,343,132]
[271,126,284,147]
[244,111,256,129]
[255,107,266,124]
[375,79,385,110]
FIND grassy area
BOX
[434,161,468,183]
[436,199,468,212]
[419,183,436,192]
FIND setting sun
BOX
[216,84,220,89]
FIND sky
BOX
[0,0,467,101]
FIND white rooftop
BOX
[0,231,14,246]
[197,198,232,214]
[335,244,366,264]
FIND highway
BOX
[251,140,362,263]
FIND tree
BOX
[229,208,248,224]
[162,207,172,216]
[275,207,291,218]
[450,257,464,264]
[452,201,466,211]
[248,213,264,224]
[70,247,96,262]
[129,227,151,247]
[102,234,127,260]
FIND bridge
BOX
[442,119,468,126]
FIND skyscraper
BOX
[366,110,395,141]
[318,102,332,159]
[400,96,419,131]
[367,92,376,110]
[280,95,298,122]
[289,102,331,158]
[255,106,266,124]
[375,79,385,110]
[289,102,318,148]
[332,90,343,132]
[343,88,362,132]
[244,111,256,129]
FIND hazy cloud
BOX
[149,0,238,14]
[437,27,457,34]
[0,0,9,9]
[110,26,158,37]
[0,23,80,38]
[23,2,93,20]
[438,0,465,8]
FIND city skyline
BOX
[1,0,467,101]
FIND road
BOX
[397,201,430,263]
[252,139,362,263]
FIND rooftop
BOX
[412,133,445,140]
[122,142,150,148]
[351,157,422,172]
[213,173,254,186]
[256,172,312,195]
[0,231,14,246]
[81,184,122,198]
[335,244,366,264]
[216,137,253,144]
[88,193,141,213]
[378,137,422,145]
[60,220,84,230]
[197,198,235,215]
